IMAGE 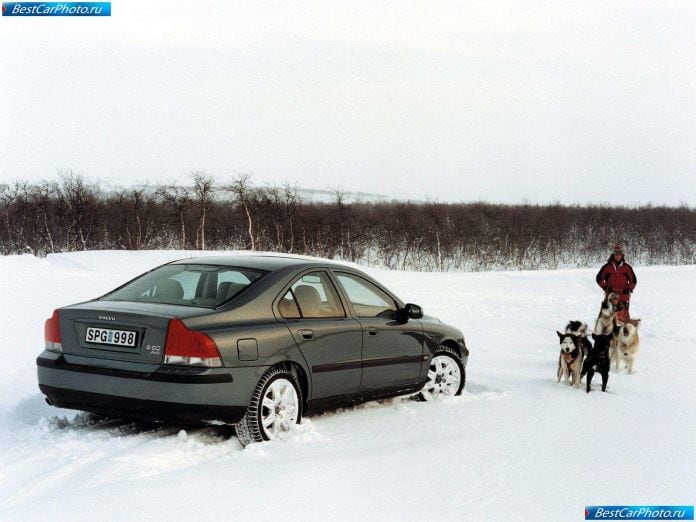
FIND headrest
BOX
[294,285,322,315]
[154,279,184,300]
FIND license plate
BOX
[86,327,137,347]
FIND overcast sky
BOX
[1,1,695,205]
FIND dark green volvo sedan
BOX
[38,255,468,445]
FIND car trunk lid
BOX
[58,301,209,365]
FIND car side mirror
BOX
[397,303,423,322]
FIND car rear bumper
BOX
[39,384,247,423]
[37,353,265,424]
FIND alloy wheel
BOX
[421,354,462,401]
[259,378,300,440]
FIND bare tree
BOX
[283,182,299,252]
[225,174,256,251]
[0,183,17,250]
[114,190,132,249]
[35,180,57,253]
[14,180,32,251]
[132,188,148,249]
[156,182,191,249]
[331,186,345,208]
[59,171,98,250]
[192,172,214,250]
[259,185,285,250]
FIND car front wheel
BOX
[235,367,302,446]
[418,346,465,400]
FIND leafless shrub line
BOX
[1,172,694,271]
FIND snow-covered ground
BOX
[0,251,694,521]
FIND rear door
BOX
[278,270,363,400]
[333,271,425,392]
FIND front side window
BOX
[335,272,397,318]
[283,272,345,319]
[101,264,265,308]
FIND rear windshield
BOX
[100,264,266,308]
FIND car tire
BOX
[418,346,465,401]
[235,366,303,446]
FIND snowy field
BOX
[0,251,694,521]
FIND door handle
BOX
[367,327,379,336]
[298,329,314,340]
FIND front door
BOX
[333,272,424,392]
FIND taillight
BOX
[44,309,62,353]
[163,319,222,368]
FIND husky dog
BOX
[557,332,584,388]
[582,333,612,393]
[565,320,587,336]
[611,320,641,373]
[594,295,617,335]
[565,320,592,354]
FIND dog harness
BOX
[562,347,581,365]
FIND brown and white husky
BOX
[611,320,641,374]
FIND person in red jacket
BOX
[596,244,637,314]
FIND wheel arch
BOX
[440,338,462,359]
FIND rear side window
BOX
[101,264,265,308]
[281,272,345,319]
[335,272,397,318]
[278,290,301,319]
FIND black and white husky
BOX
[556,321,590,388]
[566,320,589,339]
[557,332,583,388]
[582,333,613,393]
[566,320,592,355]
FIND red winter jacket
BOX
[596,256,637,301]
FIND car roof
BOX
[169,254,355,272]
